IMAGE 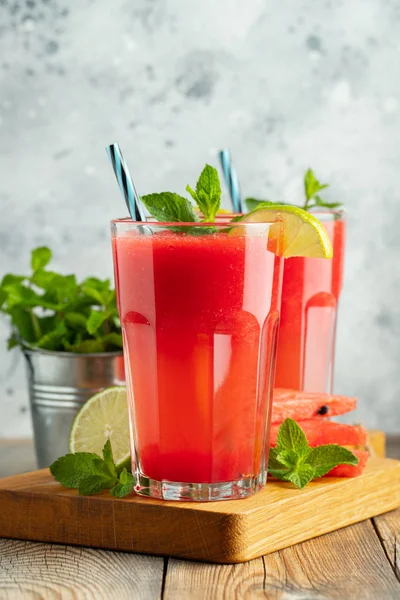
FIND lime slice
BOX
[69,386,130,469]
[237,204,333,258]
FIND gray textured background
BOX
[0,0,399,436]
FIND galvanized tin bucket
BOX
[23,349,125,468]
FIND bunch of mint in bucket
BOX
[0,246,122,352]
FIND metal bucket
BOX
[23,349,125,468]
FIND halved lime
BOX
[236,204,333,258]
[69,386,130,469]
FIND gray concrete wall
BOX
[0,0,399,436]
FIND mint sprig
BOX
[0,247,122,353]
[303,169,342,211]
[140,164,221,230]
[244,169,343,214]
[50,439,135,498]
[141,192,199,223]
[268,418,359,488]
[186,164,221,221]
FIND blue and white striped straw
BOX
[106,143,146,222]
[218,149,243,213]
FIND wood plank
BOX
[373,508,400,582]
[0,459,399,564]
[0,539,164,599]
[262,520,400,599]
[164,558,266,600]
[165,520,400,599]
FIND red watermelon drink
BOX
[275,212,345,393]
[111,220,283,501]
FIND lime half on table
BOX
[69,386,130,470]
[236,204,334,259]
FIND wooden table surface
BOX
[0,438,399,600]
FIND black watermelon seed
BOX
[317,405,329,415]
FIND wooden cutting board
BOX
[0,455,399,564]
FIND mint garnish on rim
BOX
[268,418,359,489]
[245,169,344,214]
[140,163,221,226]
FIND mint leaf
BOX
[286,464,316,489]
[275,449,302,469]
[8,307,37,344]
[63,339,105,353]
[110,469,135,498]
[276,418,310,457]
[268,468,292,480]
[141,192,198,223]
[1,274,25,292]
[102,439,117,479]
[50,441,136,498]
[304,169,329,202]
[31,270,59,290]
[36,321,68,350]
[245,198,287,211]
[86,310,111,335]
[268,419,359,489]
[31,247,52,272]
[102,332,123,349]
[50,453,109,488]
[78,474,118,496]
[65,312,87,331]
[307,445,359,478]
[267,447,284,470]
[314,196,343,209]
[186,164,221,221]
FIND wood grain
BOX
[164,519,400,599]
[373,509,400,582]
[0,539,164,600]
[262,519,400,599]
[0,458,399,564]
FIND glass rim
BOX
[110,217,279,228]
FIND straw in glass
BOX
[218,149,243,213]
[106,143,147,222]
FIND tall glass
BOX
[275,212,346,393]
[111,219,283,501]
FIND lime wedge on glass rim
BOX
[69,386,130,470]
[235,204,333,258]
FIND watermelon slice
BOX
[272,388,357,423]
[325,450,369,478]
[269,419,367,447]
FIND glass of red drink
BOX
[275,211,346,393]
[111,219,283,501]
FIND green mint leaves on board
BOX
[244,169,343,214]
[0,247,122,353]
[186,164,221,221]
[268,418,359,489]
[50,439,135,498]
